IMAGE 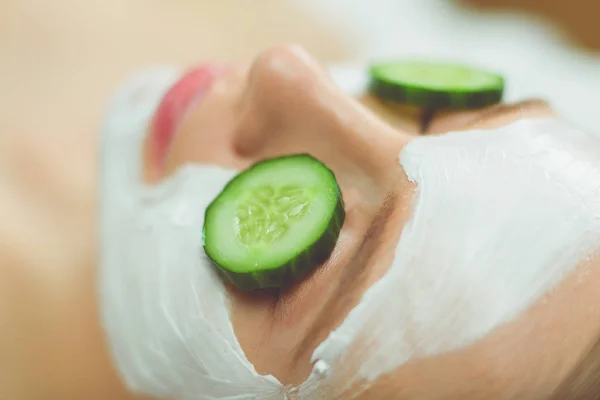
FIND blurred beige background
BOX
[1,0,599,142]
[0,1,599,398]
[0,0,352,148]
[0,3,353,398]
[460,0,600,51]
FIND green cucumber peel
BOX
[368,59,505,119]
[203,154,346,291]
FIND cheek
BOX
[390,252,600,400]
[307,119,600,398]
[100,69,288,398]
[99,166,289,398]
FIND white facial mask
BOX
[308,117,600,397]
[99,68,285,400]
[99,67,600,400]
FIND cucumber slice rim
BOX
[369,59,505,93]
[368,59,505,110]
[202,153,345,277]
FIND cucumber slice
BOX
[203,154,345,291]
[369,60,505,110]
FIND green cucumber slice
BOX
[203,154,345,291]
[369,60,505,110]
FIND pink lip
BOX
[150,63,231,170]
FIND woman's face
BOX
[100,45,600,400]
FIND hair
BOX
[549,334,600,399]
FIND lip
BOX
[149,63,231,171]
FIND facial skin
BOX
[134,45,600,398]
[2,44,600,399]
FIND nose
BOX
[233,45,404,179]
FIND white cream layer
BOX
[309,117,600,396]
[99,67,284,400]
[99,67,600,400]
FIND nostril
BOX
[232,107,278,157]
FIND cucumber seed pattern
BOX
[236,185,311,246]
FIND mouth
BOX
[148,63,231,172]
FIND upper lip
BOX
[149,63,231,170]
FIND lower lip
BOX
[150,63,231,170]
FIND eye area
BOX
[360,93,553,136]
